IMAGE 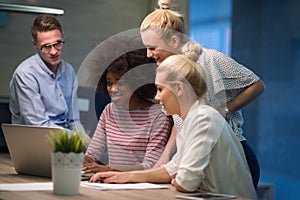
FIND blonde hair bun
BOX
[158,0,172,9]
[181,42,202,62]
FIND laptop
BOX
[1,123,62,178]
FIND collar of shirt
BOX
[34,53,65,79]
[179,99,207,138]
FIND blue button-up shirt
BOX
[9,53,87,136]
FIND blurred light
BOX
[0,3,64,15]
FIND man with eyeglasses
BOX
[9,14,89,140]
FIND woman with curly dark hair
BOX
[82,48,172,173]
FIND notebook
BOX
[1,123,62,178]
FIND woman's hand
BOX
[89,171,133,183]
[82,162,112,174]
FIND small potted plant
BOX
[48,129,86,195]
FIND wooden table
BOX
[0,154,250,200]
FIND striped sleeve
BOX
[141,104,172,169]
[85,103,111,162]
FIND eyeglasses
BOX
[40,40,65,53]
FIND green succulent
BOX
[48,129,86,153]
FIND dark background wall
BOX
[232,0,300,199]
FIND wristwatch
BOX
[224,106,229,114]
[224,106,230,119]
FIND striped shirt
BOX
[86,103,172,169]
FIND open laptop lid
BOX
[1,123,61,178]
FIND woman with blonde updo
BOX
[88,42,256,199]
[142,0,264,190]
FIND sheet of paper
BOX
[0,182,168,191]
[81,182,168,190]
[0,182,53,191]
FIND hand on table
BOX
[82,162,112,174]
[89,171,132,183]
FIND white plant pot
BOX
[51,151,83,195]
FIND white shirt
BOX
[164,101,256,199]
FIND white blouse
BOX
[164,101,256,199]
